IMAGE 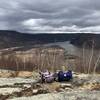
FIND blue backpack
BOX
[58,70,72,82]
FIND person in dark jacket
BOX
[58,70,72,82]
[66,70,72,81]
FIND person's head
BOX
[68,70,72,73]
[42,69,48,73]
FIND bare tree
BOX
[88,40,94,74]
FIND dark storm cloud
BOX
[0,0,100,33]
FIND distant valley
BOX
[0,30,100,49]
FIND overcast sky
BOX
[0,0,100,33]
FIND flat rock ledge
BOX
[0,73,99,100]
[9,90,100,100]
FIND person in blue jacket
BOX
[66,70,72,81]
[58,70,72,82]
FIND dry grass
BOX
[0,47,65,72]
[0,45,100,74]
[66,40,100,74]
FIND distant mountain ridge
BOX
[0,30,100,49]
[0,30,75,49]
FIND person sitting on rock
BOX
[58,70,73,82]
[40,70,54,83]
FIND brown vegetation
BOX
[0,45,100,74]
[72,41,100,74]
[0,47,66,72]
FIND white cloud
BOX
[80,26,100,33]
[0,0,100,33]
[22,18,46,27]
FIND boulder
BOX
[33,89,38,95]
[60,83,72,89]
[17,71,32,78]
[0,69,15,78]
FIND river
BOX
[44,41,80,55]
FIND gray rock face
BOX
[0,74,100,100]
[0,78,38,86]
[9,90,100,100]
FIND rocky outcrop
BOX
[0,73,100,100]
[0,69,35,78]
[9,90,100,100]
